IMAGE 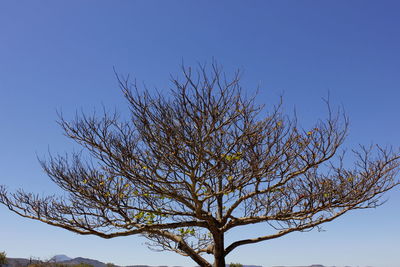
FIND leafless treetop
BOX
[1,63,399,267]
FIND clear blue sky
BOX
[1,1,400,267]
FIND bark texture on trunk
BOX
[213,233,226,267]
[213,256,226,267]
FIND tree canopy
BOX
[1,63,399,267]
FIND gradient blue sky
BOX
[1,1,400,267]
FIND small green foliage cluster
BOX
[178,227,196,236]
[229,263,243,267]
[0,251,7,265]
[222,152,243,161]
[72,263,93,267]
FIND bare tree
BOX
[1,63,399,267]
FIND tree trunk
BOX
[213,255,226,267]
[214,173,226,267]
[213,233,226,267]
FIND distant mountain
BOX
[49,255,72,263]
[7,256,366,267]
[6,257,42,267]
[4,256,175,267]
[58,257,106,267]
